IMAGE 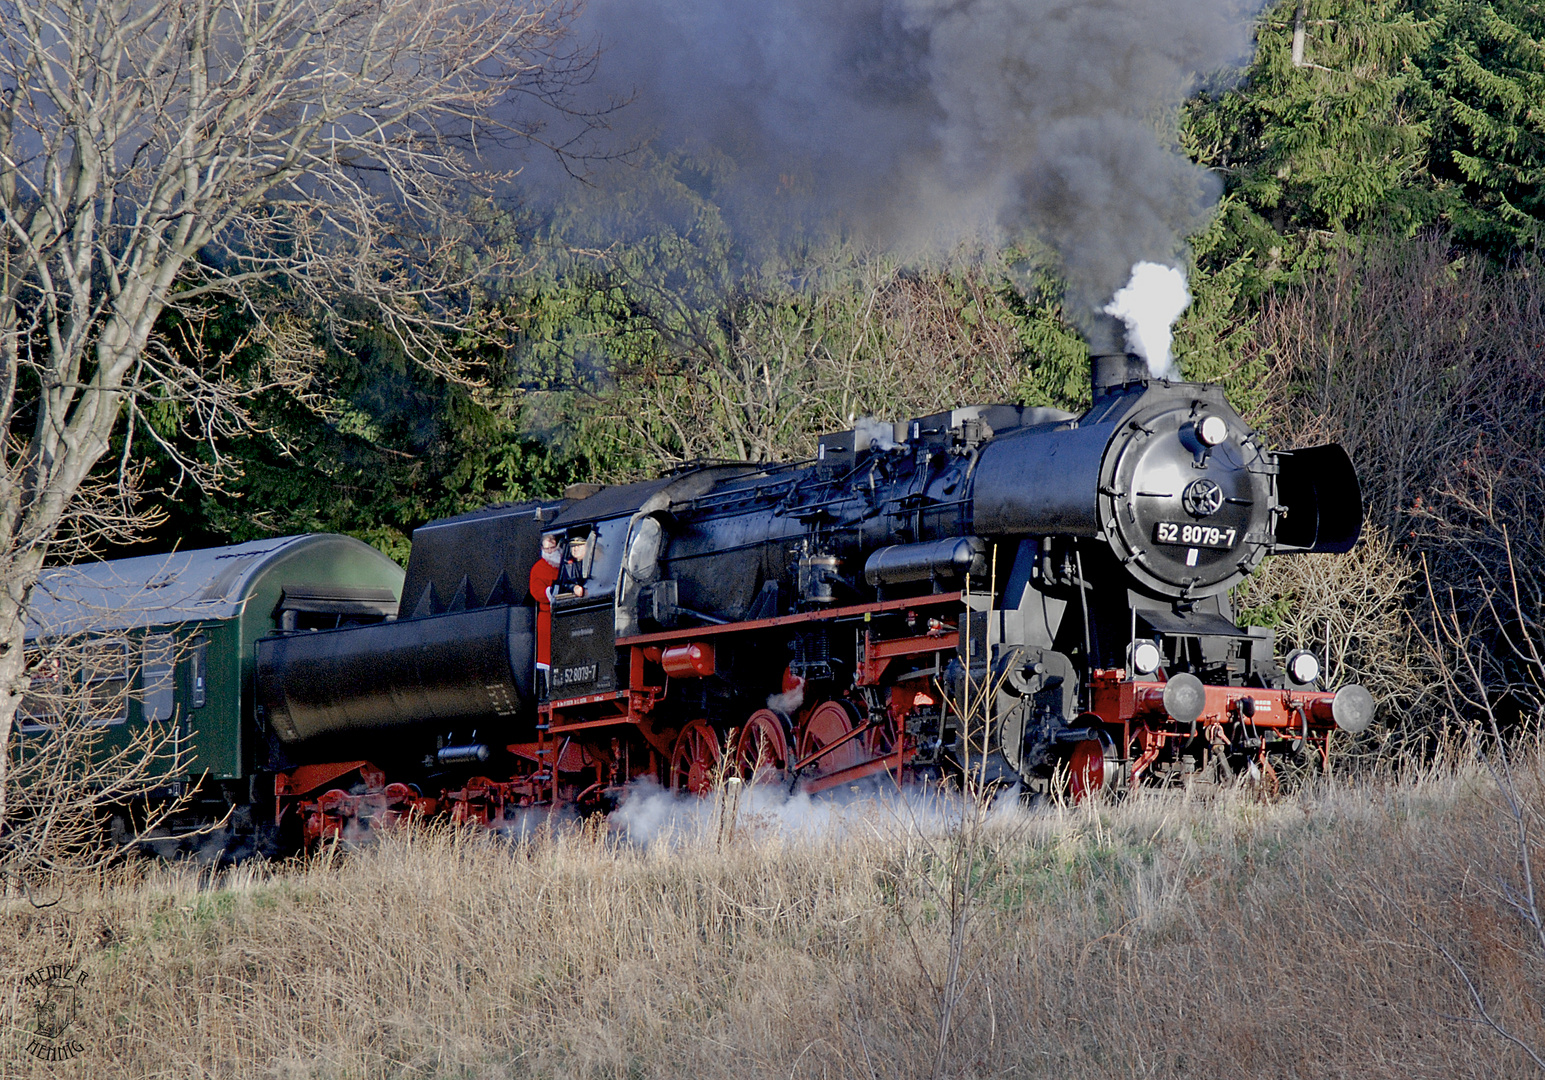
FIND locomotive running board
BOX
[617,590,964,647]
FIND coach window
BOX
[82,639,130,725]
[140,632,176,722]
[16,651,62,730]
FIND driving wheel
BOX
[735,708,791,785]
[670,718,722,795]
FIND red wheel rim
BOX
[670,718,722,796]
[735,709,791,783]
[1069,739,1105,803]
[796,699,864,777]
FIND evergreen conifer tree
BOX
[1424,0,1545,251]
[1189,0,1439,238]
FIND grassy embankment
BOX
[3,765,1543,1080]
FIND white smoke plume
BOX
[530,0,1266,348]
[1103,262,1193,378]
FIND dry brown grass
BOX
[2,767,1543,1080]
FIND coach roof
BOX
[24,534,393,638]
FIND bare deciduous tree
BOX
[0,0,594,823]
[1253,234,1545,543]
[1252,233,1545,735]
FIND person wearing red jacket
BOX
[528,533,562,698]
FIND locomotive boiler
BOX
[250,351,1369,843]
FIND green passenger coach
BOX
[20,535,403,848]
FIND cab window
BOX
[581,518,626,600]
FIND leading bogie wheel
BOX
[1067,733,1119,803]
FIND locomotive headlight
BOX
[1131,640,1162,676]
[1287,649,1321,686]
[1197,415,1229,447]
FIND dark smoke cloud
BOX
[539,0,1265,345]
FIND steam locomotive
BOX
[246,351,1368,845]
[23,351,1368,851]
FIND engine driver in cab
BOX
[556,533,588,599]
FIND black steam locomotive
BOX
[245,351,1368,843]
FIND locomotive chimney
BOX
[1089,351,1149,400]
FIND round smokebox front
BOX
[1099,401,1271,597]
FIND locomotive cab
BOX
[548,516,626,696]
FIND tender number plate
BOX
[1154,522,1238,549]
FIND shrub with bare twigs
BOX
[1252,234,1545,738]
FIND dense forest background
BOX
[126,0,1544,732]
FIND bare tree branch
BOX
[0,0,598,835]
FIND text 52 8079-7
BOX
[1153,522,1237,549]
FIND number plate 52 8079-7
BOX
[1154,522,1238,549]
